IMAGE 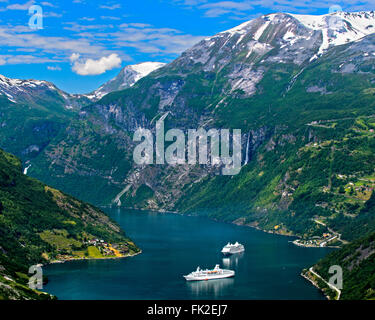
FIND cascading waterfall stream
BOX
[244,133,251,165]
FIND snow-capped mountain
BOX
[0,74,90,110]
[0,62,166,108]
[0,74,59,104]
[86,62,166,101]
[5,11,375,220]
[2,12,374,106]
[171,11,375,97]
[290,11,375,55]
[220,11,375,55]
[181,11,375,69]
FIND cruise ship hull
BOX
[221,242,245,255]
[221,248,245,255]
[184,271,235,281]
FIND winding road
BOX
[309,267,341,300]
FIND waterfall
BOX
[23,164,31,175]
[244,133,250,165]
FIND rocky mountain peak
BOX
[0,74,60,104]
[85,61,166,101]
[172,11,375,85]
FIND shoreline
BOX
[300,270,330,300]
[43,207,335,300]
[104,206,348,252]
[292,239,341,249]
[101,205,338,299]
[300,268,341,300]
[105,205,329,243]
[105,205,298,237]
[47,249,142,265]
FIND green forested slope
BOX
[0,148,139,299]
[312,228,375,300]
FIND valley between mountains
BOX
[1,11,375,299]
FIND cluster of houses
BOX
[86,239,107,246]
[84,238,129,256]
[293,233,338,248]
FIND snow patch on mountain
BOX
[0,74,91,110]
[86,62,166,101]
[253,20,271,41]
[0,74,58,103]
[216,11,375,57]
[130,62,166,82]
[290,11,375,54]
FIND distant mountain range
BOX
[0,61,166,106]
[1,11,375,299]
[0,61,165,161]
[0,74,90,109]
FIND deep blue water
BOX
[43,209,332,300]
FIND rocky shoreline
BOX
[300,270,330,300]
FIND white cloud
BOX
[44,11,63,18]
[41,1,55,7]
[70,53,80,62]
[99,4,121,10]
[0,54,58,64]
[80,17,95,21]
[70,53,122,75]
[47,65,62,71]
[63,22,113,32]
[0,12,204,66]
[177,0,375,17]
[200,1,252,11]
[100,16,121,20]
[7,0,35,10]
[198,1,253,17]
[111,24,206,55]
[126,23,152,28]
[62,21,206,56]
[0,26,108,57]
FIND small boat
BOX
[183,264,235,281]
[221,242,245,255]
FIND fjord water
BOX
[44,209,332,300]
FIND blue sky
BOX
[1,0,375,93]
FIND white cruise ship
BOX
[221,242,245,255]
[183,264,235,281]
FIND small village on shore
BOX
[292,233,340,248]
